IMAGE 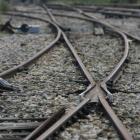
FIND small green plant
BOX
[0,1,11,11]
[138,0,140,3]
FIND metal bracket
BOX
[101,82,113,102]
[0,18,39,34]
[0,78,22,92]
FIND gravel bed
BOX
[15,6,42,12]
[52,9,85,17]
[51,10,124,139]
[47,7,140,38]
[0,14,55,72]
[1,14,52,33]
[14,6,52,20]
[105,17,140,38]
[57,106,121,140]
[1,6,139,140]
[55,16,93,34]
[84,11,140,139]
[112,41,140,139]
[87,12,140,38]
[0,43,87,119]
[69,33,124,82]
[48,8,136,140]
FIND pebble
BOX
[1,5,139,140]
[70,33,124,82]
[112,41,140,139]
[94,28,104,35]
[72,135,80,140]
[0,14,55,72]
[105,120,110,124]
[0,41,87,128]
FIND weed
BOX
[0,1,11,11]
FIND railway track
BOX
[11,4,140,39]
[72,3,140,9]
[47,4,140,19]
[0,3,140,140]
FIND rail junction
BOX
[0,3,140,140]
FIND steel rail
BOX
[91,3,140,9]
[0,12,97,139]
[52,13,140,42]
[0,13,61,79]
[35,5,133,140]
[47,4,140,18]
[39,4,70,31]
[46,3,137,9]
[102,30,129,83]
[69,4,140,13]
[1,7,134,139]
[53,2,131,103]
[101,11,140,18]
[2,13,96,85]
[81,9,140,18]
[9,9,133,100]
[40,5,96,85]
[58,8,133,140]
[24,107,65,140]
[0,12,96,140]
[93,84,134,140]
[98,93,133,140]
[48,4,140,13]
[69,3,140,9]
[63,4,140,41]
[10,9,140,41]
[1,11,96,113]
[36,98,91,140]
[41,4,96,98]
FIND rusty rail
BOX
[24,107,65,140]
[9,9,140,41]
[0,13,61,79]
[63,4,140,41]
[47,3,140,9]
[35,5,133,140]
[69,4,140,13]
[47,4,140,18]
[1,5,135,140]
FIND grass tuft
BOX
[0,1,11,12]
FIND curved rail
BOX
[69,4,140,13]
[34,5,133,140]
[2,12,95,85]
[1,6,134,139]
[47,4,140,18]
[47,4,140,41]
[82,12,140,41]
[47,3,140,9]
[0,13,61,79]
[10,9,140,41]
[24,107,65,140]
[40,4,95,85]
